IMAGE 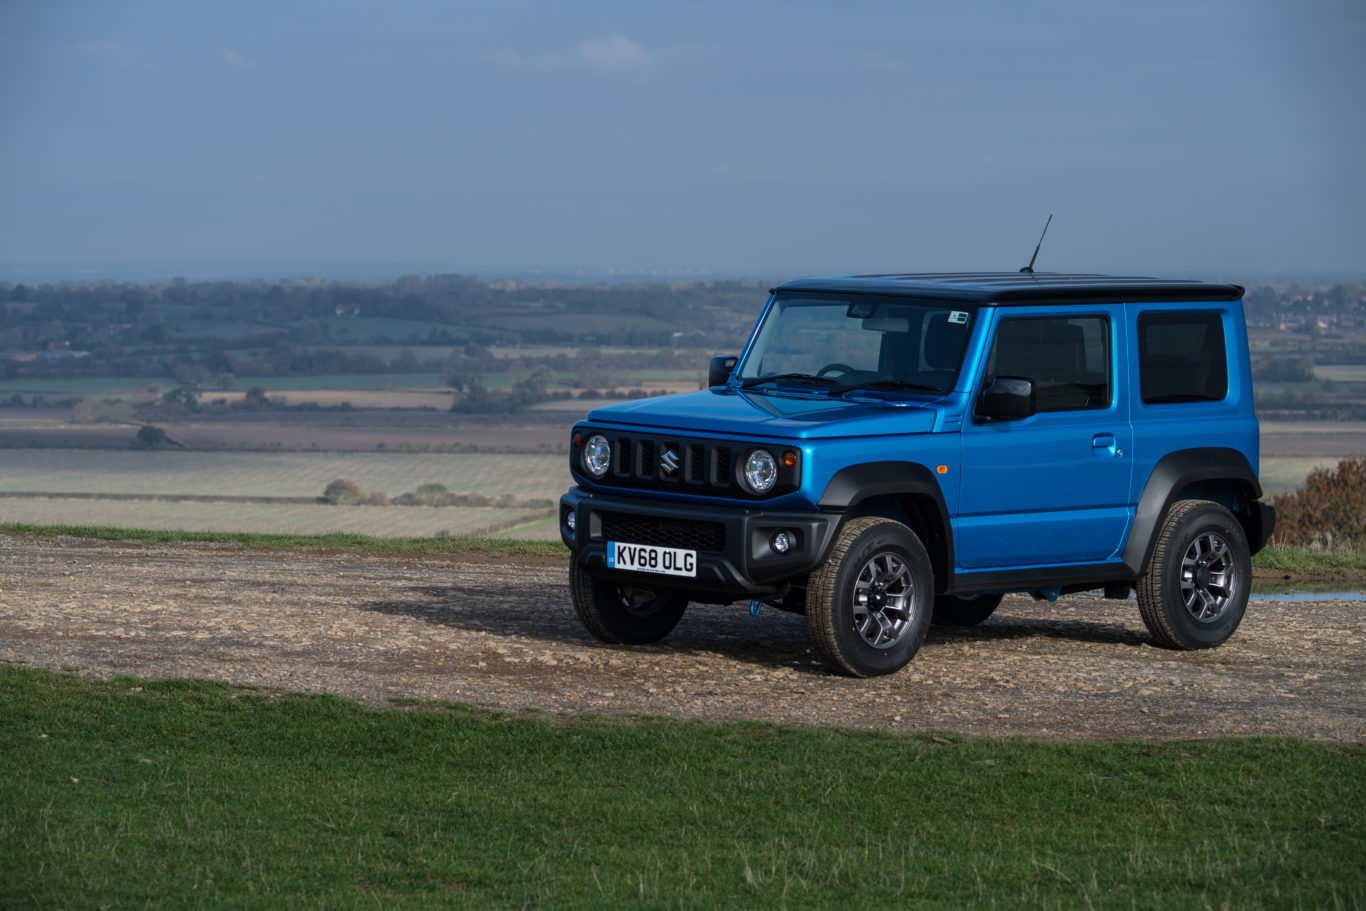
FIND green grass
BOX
[1253,545,1366,575]
[0,523,568,558]
[1,666,1361,909]
[0,376,154,395]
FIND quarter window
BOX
[1138,312,1228,404]
[985,316,1111,412]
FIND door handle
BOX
[1092,433,1120,457]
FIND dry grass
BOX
[0,496,552,538]
[0,450,569,500]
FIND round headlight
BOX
[582,434,611,478]
[744,448,778,493]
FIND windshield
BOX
[737,292,975,395]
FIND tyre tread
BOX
[806,517,931,677]
[1136,498,1249,650]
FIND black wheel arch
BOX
[1123,447,1274,575]
[817,461,953,594]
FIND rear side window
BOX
[985,316,1111,411]
[1138,312,1228,404]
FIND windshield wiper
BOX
[740,373,841,389]
[826,376,941,396]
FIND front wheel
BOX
[569,563,688,644]
[806,517,934,677]
[1136,499,1251,650]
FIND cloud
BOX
[216,48,251,68]
[493,34,654,72]
[575,34,653,70]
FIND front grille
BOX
[606,433,741,495]
[573,428,799,499]
[599,511,726,553]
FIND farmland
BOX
[0,448,567,540]
[0,449,567,499]
[0,497,555,538]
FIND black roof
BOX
[772,272,1245,305]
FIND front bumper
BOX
[559,487,841,597]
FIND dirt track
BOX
[1,534,1362,741]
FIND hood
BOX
[583,389,941,439]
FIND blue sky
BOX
[1,0,1363,280]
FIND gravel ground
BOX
[1,535,1362,741]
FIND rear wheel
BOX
[933,592,1003,626]
[806,517,933,677]
[569,563,688,644]
[1136,499,1251,649]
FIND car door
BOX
[956,307,1133,569]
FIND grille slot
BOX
[599,511,725,553]
[712,448,732,487]
[687,444,705,482]
[639,439,656,477]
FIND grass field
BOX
[1259,456,1347,496]
[1314,364,1366,383]
[0,450,568,500]
[0,497,555,538]
[2,666,1361,909]
[202,388,459,409]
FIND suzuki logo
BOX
[660,447,681,475]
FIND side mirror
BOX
[708,355,738,388]
[976,376,1036,421]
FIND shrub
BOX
[322,479,364,505]
[135,425,167,448]
[413,482,448,505]
[1271,457,1366,550]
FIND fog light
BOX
[772,531,793,554]
[566,511,577,534]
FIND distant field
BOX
[0,377,162,396]
[1314,364,1366,383]
[201,388,457,410]
[320,316,465,340]
[0,374,454,395]
[1259,456,1346,496]
[0,450,569,500]
[0,496,554,538]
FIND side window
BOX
[986,316,1111,412]
[1138,312,1227,404]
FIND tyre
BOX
[806,517,934,677]
[568,563,688,644]
[932,592,1003,626]
[1136,499,1251,650]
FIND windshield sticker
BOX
[948,311,969,325]
[847,301,877,319]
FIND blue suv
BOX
[560,273,1276,676]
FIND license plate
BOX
[606,541,697,578]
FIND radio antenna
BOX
[1019,214,1053,274]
